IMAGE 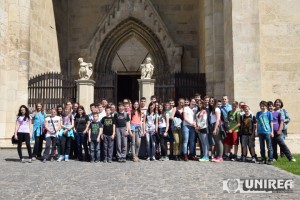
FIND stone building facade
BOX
[0,0,300,145]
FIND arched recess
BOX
[94,17,169,74]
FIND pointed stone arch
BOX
[95,17,168,73]
[81,0,182,73]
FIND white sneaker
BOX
[291,158,296,162]
[20,158,25,163]
[146,157,150,161]
[28,159,32,163]
[57,155,64,162]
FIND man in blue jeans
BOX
[256,101,274,165]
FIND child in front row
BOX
[100,107,116,163]
[88,113,102,163]
[239,105,257,163]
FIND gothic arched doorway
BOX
[94,17,169,102]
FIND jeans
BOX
[17,132,32,159]
[272,132,292,160]
[131,125,141,157]
[182,125,195,155]
[173,128,182,156]
[60,134,71,156]
[32,129,43,157]
[158,127,167,157]
[258,133,273,161]
[146,131,156,158]
[116,127,128,159]
[198,132,209,158]
[212,125,223,158]
[76,132,89,160]
[90,140,100,161]
[103,135,114,160]
[43,137,57,160]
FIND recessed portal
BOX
[117,74,140,102]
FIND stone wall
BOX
[66,0,199,75]
[29,0,61,76]
[259,0,300,133]
[200,0,225,100]
[0,0,31,145]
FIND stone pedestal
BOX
[138,79,156,104]
[75,79,95,111]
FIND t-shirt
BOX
[240,114,256,135]
[62,114,73,129]
[256,111,273,134]
[101,116,115,136]
[114,112,130,128]
[16,116,32,133]
[74,114,89,132]
[271,110,284,132]
[131,111,141,125]
[158,113,168,128]
[183,106,195,126]
[146,113,157,132]
[228,110,241,132]
[99,110,106,121]
[196,110,207,129]
[210,107,221,124]
[89,121,102,140]
[45,116,61,137]
[221,104,232,118]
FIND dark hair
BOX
[76,105,86,115]
[151,95,156,99]
[195,93,201,97]
[147,102,155,114]
[274,99,284,108]
[157,103,165,115]
[140,97,146,101]
[105,106,111,110]
[209,98,217,114]
[118,102,124,107]
[132,101,141,119]
[17,105,30,121]
[259,101,268,107]
[267,101,273,107]
[90,103,95,107]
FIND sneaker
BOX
[20,158,25,163]
[28,159,32,163]
[267,160,273,165]
[199,157,209,162]
[118,158,123,163]
[241,156,246,162]
[290,158,296,162]
[108,159,112,163]
[231,154,237,161]
[151,156,157,161]
[251,157,256,163]
[32,157,36,161]
[43,159,46,163]
[57,155,64,162]
[146,157,150,161]
[122,158,126,163]
[64,155,69,162]
[103,159,107,163]
[258,158,266,164]
[50,157,54,162]
[95,160,100,163]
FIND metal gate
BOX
[94,72,117,103]
[28,72,76,111]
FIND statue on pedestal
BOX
[78,57,93,80]
[141,57,154,79]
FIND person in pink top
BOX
[14,105,33,163]
[130,101,143,162]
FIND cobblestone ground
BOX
[0,150,299,200]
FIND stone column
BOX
[138,79,156,104]
[75,79,95,111]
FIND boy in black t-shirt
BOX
[88,113,102,163]
[100,107,116,163]
[114,103,131,162]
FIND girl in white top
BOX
[209,98,223,162]
[195,101,209,161]
[43,108,62,162]
[14,105,33,163]
[155,103,169,161]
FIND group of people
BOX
[14,94,296,165]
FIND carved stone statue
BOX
[141,57,154,79]
[78,58,93,80]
